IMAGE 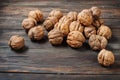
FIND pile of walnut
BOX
[8,7,115,67]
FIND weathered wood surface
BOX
[0,0,120,79]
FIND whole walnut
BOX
[67,11,78,21]
[54,16,71,36]
[89,34,108,50]
[98,49,115,67]
[8,35,25,50]
[49,9,63,19]
[78,9,93,26]
[48,29,63,45]
[97,25,112,39]
[28,9,43,22]
[90,6,101,18]
[43,16,58,31]
[22,18,37,30]
[69,21,84,33]
[84,25,96,38]
[92,18,104,28]
[28,26,44,40]
[67,31,85,48]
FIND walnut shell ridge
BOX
[98,49,115,67]
[67,31,85,48]
[8,35,25,50]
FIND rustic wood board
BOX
[0,0,120,79]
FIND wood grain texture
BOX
[0,0,120,79]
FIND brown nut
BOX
[78,9,93,26]
[28,9,43,22]
[67,11,78,21]
[97,25,112,39]
[22,18,37,30]
[90,6,101,18]
[89,34,108,50]
[54,16,71,36]
[43,16,58,31]
[98,49,115,67]
[69,21,84,33]
[49,9,63,19]
[67,31,85,48]
[8,35,25,50]
[84,25,96,38]
[28,26,44,40]
[48,29,63,45]
[92,18,104,28]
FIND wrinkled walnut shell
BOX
[49,9,63,19]
[67,31,85,48]
[22,18,37,30]
[89,34,108,50]
[69,21,84,33]
[67,11,78,21]
[48,29,63,45]
[28,26,44,40]
[92,18,104,28]
[98,49,115,67]
[28,9,43,22]
[8,35,25,50]
[43,16,58,31]
[97,25,112,39]
[84,25,96,38]
[78,9,93,26]
[90,6,101,18]
[54,16,71,36]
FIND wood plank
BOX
[0,73,120,80]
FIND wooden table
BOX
[0,0,120,79]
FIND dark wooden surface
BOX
[0,0,120,79]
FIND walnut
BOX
[69,21,84,33]
[84,25,96,38]
[98,49,115,67]
[49,9,63,19]
[67,31,85,48]
[90,6,101,18]
[97,25,112,39]
[67,11,78,21]
[54,16,71,36]
[48,29,63,45]
[43,16,58,31]
[92,18,104,28]
[8,35,25,50]
[28,9,43,22]
[78,9,93,26]
[28,26,44,40]
[89,34,108,50]
[22,18,37,30]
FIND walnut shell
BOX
[84,25,96,38]
[67,11,78,21]
[78,9,93,26]
[28,26,44,40]
[8,35,25,50]
[97,25,112,39]
[54,16,71,36]
[28,9,43,22]
[92,18,104,28]
[43,16,58,31]
[89,34,108,50]
[90,6,101,18]
[49,9,63,19]
[22,18,37,30]
[98,49,115,67]
[48,29,63,45]
[69,21,84,33]
[67,31,85,48]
